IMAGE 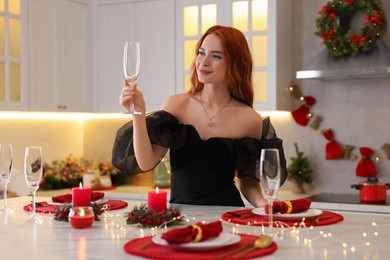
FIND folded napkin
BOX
[161,220,223,244]
[52,191,105,203]
[265,199,311,214]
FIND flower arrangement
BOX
[316,0,387,57]
[41,155,128,190]
[126,203,182,227]
[41,155,85,190]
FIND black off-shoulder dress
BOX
[112,110,287,207]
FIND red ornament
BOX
[291,96,316,126]
[356,147,377,177]
[323,129,342,160]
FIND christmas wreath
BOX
[316,0,387,57]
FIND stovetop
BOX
[309,193,390,205]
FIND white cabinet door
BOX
[28,0,90,112]
[0,0,29,111]
[94,0,175,113]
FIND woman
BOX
[113,25,287,207]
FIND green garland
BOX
[126,203,182,227]
[316,0,387,57]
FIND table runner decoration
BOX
[221,209,344,227]
[124,234,277,259]
[23,199,128,214]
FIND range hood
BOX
[296,40,390,80]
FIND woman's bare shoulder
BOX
[233,103,263,139]
[162,93,195,115]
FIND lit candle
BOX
[147,187,167,212]
[69,207,94,229]
[72,183,91,207]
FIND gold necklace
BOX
[200,92,232,127]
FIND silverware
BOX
[305,215,333,224]
[136,239,153,250]
[217,235,272,259]
[232,235,273,258]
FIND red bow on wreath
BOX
[356,147,377,177]
[350,34,367,48]
[323,129,342,160]
[365,13,384,25]
[291,96,316,126]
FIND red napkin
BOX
[265,199,311,214]
[161,220,223,244]
[52,191,105,203]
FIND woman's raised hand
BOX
[119,81,146,115]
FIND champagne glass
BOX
[24,146,43,223]
[259,148,281,237]
[0,144,14,214]
[123,41,141,114]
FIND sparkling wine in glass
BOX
[259,148,281,237]
[24,146,43,223]
[0,144,15,214]
[123,41,141,114]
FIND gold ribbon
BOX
[283,200,293,214]
[191,225,203,242]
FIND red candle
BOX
[72,183,91,207]
[148,187,167,212]
[69,207,94,229]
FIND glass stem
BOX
[32,190,37,215]
[4,183,8,208]
[268,201,274,234]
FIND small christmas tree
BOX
[288,143,313,193]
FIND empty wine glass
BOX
[123,41,141,114]
[0,144,14,214]
[24,146,43,223]
[259,148,281,237]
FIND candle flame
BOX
[79,182,83,188]
[80,208,85,217]
[156,187,159,193]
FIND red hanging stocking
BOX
[291,96,316,126]
[323,129,342,159]
[356,147,377,177]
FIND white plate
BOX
[152,232,241,251]
[50,198,108,205]
[252,208,323,220]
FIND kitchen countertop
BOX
[37,185,390,214]
[1,195,390,259]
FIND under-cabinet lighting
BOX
[0,112,130,120]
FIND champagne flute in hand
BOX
[123,41,141,114]
[24,146,43,223]
[259,148,281,237]
[0,144,15,214]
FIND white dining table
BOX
[1,195,389,260]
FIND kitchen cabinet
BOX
[0,0,28,111]
[28,0,91,112]
[94,0,175,113]
[175,0,292,111]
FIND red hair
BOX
[189,25,254,107]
